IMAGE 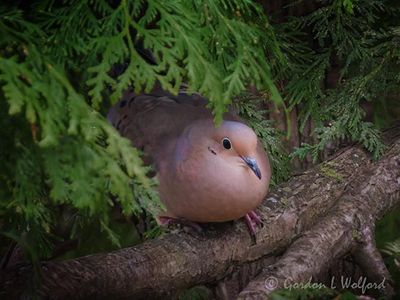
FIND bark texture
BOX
[1,125,400,300]
[239,136,400,298]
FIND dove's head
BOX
[175,119,269,181]
[211,120,263,179]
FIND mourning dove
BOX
[108,85,271,235]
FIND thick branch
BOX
[1,126,400,300]
[239,138,400,299]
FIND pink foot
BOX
[244,210,263,236]
[157,216,203,233]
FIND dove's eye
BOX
[222,138,232,150]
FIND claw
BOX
[248,210,262,225]
[157,216,203,233]
[244,210,263,236]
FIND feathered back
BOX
[108,86,239,167]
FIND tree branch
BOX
[1,125,400,300]
[239,137,400,299]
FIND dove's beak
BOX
[241,156,262,180]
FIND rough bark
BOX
[1,125,399,300]
[239,137,400,298]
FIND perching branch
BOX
[239,136,400,299]
[1,125,400,300]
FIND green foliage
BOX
[59,216,141,260]
[270,287,337,300]
[383,238,400,258]
[278,0,399,161]
[178,285,214,300]
[375,207,400,296]
[270,287,365,300]
[0,0,399,267]
[382,238,400,295]
[0,1,282,261]
[38,0,283,121]
[235,93,291,185]
[341,0,355,13]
